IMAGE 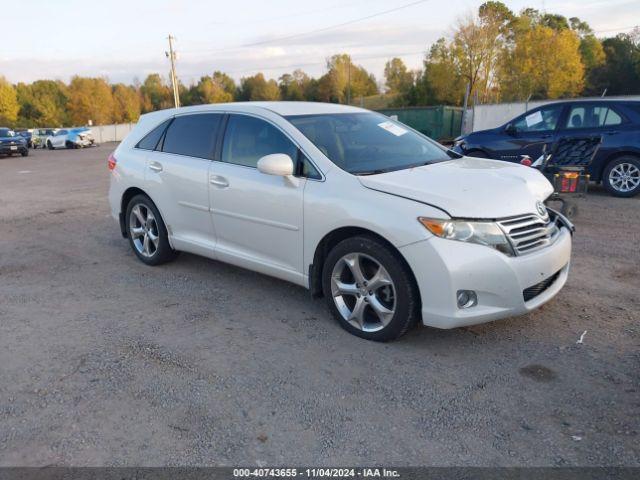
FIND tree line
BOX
[405,2,640,107]
[0,1,638,128]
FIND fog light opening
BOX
[457,290,478,309]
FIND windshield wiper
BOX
[353,169,390,176]
[353,157,453,175]
[354,163,428,175]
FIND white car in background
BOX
[45,127,95,149]
[33,128,58,148]
[108,102,573,341]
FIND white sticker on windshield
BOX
[378,121,407,136]
[525,111,543,127]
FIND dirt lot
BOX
[0,144,638,467]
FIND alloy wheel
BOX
[609,162,640,193]
[330,252,396,332]
[129,204,159,258]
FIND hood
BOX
[358,157,553,219]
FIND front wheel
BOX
[47,141,54,150]
[322,236,419,341]
[125,195,177,266]
[603,156,640,197]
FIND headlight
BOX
[453,138,465,148]
[418,217,515,256]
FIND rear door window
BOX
[161,114,223,159]
[565,104,623,129]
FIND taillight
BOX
[520,155,532,166]
[107,152,117,171]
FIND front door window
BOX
[222,115,298,168]
[513,105,564,133]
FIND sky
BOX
[2,0,638,86]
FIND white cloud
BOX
[2,21,441,85]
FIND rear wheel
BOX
[125,194,177,266]
[322,236,419,341]
[21,149,28,157]
[603,156,640,197]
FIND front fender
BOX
[302,171,447,277]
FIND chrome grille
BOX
[498,213,559,255]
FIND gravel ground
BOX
[0,144,638,467]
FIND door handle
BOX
[149,161,163,172]
[209,175,229,188]
[605,130,619,135]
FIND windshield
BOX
[0,129,16,137]
[286,112,457,175]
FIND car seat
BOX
[570,114,583,128]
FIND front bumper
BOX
[400,226,572,329]
[0,145,27,155]
[73,138,95,147]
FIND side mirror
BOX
[505,123,517,135]
[257,153,294,177]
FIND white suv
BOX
[108,102,573,341]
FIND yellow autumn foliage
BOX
[501,25,585,100]
[0,76,19,125]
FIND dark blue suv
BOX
[452,100,640,197]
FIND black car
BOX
[0,128,28,157]
[15,130,33,148]
[453,100,640,197]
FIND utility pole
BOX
[461,82,470,134]
[166,35,180,108]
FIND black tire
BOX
[602,156,640,198]
[21,149,28,157]
[47,141,54,150]
[466,150,488,158]
[125,194,177,266]
[322,235,420,342]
